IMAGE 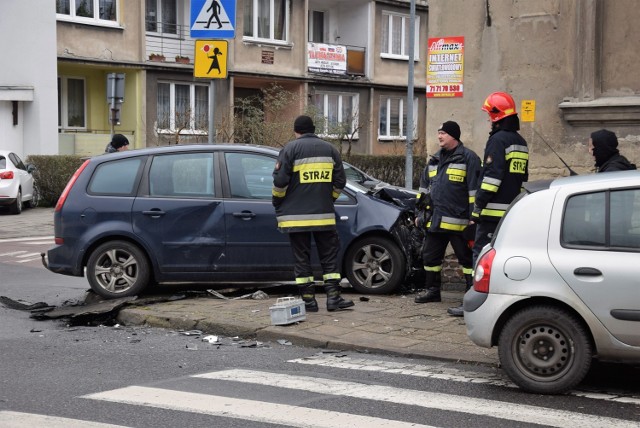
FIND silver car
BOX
[464,171,640,394]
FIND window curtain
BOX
[391,15,402,55]
[274,0,286,40]
[99,0,116,21]
[76,0,94,18]
[157,83,170,129]
[175,85,190,129]
[67,79,85,127]
[161,0,177,34]
[145,0,158,31]
[195,86,209,130]
[258,0,270,38]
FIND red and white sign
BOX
[307,43,347,75]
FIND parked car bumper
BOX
[464,291,529,348]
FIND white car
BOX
[0,150,38,214]
[464,171,640,394]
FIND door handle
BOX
[574,267,602,276]
[233,211,256,220]
[142,209,166,217]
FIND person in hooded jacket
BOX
[105,134,130,153]
[413,121,481,312]
[589,129,636,172]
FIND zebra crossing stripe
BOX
[0,411,129,427]
[194,369,638,428]
[83,386,436,428]
[290,354,640,405]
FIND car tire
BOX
[344,236,405,294]
[9,189,22,215]
[498,305,592,394]
[26,186,39,208]
[86,240,151,299]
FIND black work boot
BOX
[298,284,318,312]
[414,270,442,303]
[414,286,441,303]
[325,284,354,311]
[447,273,473,317]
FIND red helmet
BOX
[482,92,517,122]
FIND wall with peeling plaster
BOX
[426,0,640,179]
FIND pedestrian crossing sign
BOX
[190,0,236,39]
[194,40,228,78]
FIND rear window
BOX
[562,189,640,250]
[88,158,144,195]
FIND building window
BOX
[157,82,209,133]
[312,93,359,139]
[381,11,420,60]
[243,0,289,43]
[145,0,177,34]
[309,10,325,43]
[379,96,418,140]
[58,77,86,130]
[56,0,118,25]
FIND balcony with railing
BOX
[145,20,194,65]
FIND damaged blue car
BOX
[43,144,421,299]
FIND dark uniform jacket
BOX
[473,129,529,223]
[418,142,481,233]
[272,133,346,233]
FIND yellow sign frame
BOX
[194,40,228,78]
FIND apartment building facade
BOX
[52,0,429,157]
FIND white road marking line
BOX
[0,236,54,243]
[289,355,640,405]
[0,251,27,257]
[25,240,54,245]
[16,257,42,263]
[83,386,435,428]
[0,411,129,428]
[194,369,638,428]
[16,252,41,258]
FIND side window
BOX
[610,189,640,249]
[562,189,640,250]
[89,158,143,195]
[225,152,276,199]
[149,153,214,198]
[562,192,606,246]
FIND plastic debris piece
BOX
[251,309,261,313]
[180,330,203,336]
[202,335,219,344]
[251,290,269,300]
[277,339,292,346]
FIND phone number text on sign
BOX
[427,84,463,97]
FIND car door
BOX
[221,151,293,274]
[548,187,640,346]
[132,151,226,273]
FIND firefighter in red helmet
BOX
[452,92,529,317]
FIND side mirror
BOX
[27,164,36,173]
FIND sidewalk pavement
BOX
[0,207,499,366]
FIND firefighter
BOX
[272,115,354,312]
[414,121,481,311]
[472,91,529,267]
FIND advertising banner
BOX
[427,36,464,98]
[307,43,347,75]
